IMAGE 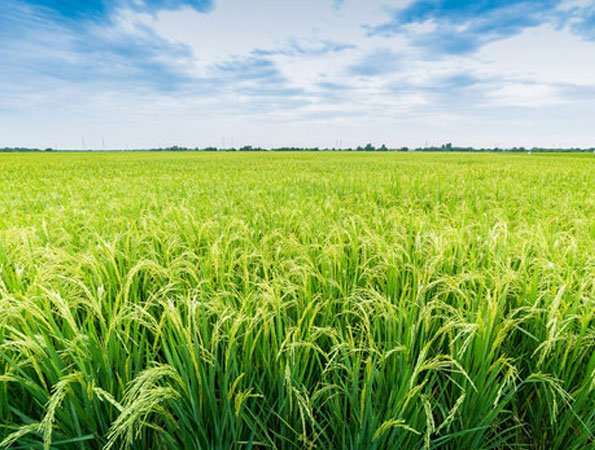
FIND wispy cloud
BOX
[369,0,565,55]
[0,1,198,93]
[564,2,595,40]
[348,48,401,76]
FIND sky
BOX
[1,0,595,149]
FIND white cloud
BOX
[476,24,595,86]
[487,83,562,108]
[129,1,400,79]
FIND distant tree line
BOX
[0,147,55,152]
[2,145,594,153]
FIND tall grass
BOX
[0,152,593,449]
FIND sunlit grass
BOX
[0,152,593,449]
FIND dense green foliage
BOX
[0,152,593,449]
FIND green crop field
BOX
[0,152,593,449]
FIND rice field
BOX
[0,152,593,449]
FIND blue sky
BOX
[1,0,595,149]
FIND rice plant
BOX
[0,152,593,449]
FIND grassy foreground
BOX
[0,152,593,449]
